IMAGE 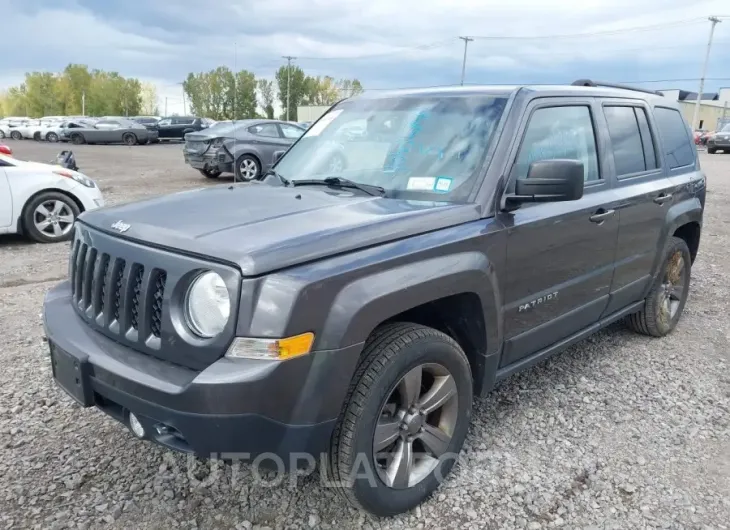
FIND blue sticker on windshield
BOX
[434,177,452,192]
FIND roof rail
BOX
[571,79,664,97]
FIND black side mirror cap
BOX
[505,159,585,207]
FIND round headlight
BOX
[185,272,230,338]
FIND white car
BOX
[0,118,30,140]
[0,154,105,243]
[24,120,65,141]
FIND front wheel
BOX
[327,323,472,517]
[10,131,22,140]
[46,132,59,143]
[626,236,691,337]
[23,192,80,243]
[70,133,84,145]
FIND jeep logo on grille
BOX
[111,220,131,233]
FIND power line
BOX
[468,17,707,40]
[295,39,456,61]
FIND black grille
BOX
[113,260,125,321]
[130,266,144,330]
[69,241,166,349]
[150,271,166,338]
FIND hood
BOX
[79,183,480,276]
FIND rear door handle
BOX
[653,193,673,205]
[589,209,615,223]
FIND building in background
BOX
[297,105,332,123]
[659,88,730,131]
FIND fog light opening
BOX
[128,412,145,439]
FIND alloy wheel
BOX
[658,250,686,325]
[34,200,75,239]
[239,158,258,180]
[373,363,458,489]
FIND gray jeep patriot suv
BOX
[43,79,705,517]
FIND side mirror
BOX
[506,159,585,207]
[273,150,286,163]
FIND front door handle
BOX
[589,209,615,223]
[653,193,673,205]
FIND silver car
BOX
[59,118,159,146]
[183,119,305,180]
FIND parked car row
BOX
[0,115,216,145]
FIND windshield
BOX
[274,94,509,200]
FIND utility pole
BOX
[692,16,721,130]
[283,56,296,121]
[459,36,474,86]
[165,97,168,117]
[81,91,85,116]
[178,83,186,115]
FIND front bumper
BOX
[184,147,234,173]
[43,281,361,462]
[707,136,730,149]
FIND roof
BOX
[354,82,667,102]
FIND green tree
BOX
[24,72,62,116]
[338,79,364,98]
[257,79,275,119]
[184,67,257,120]
[275,65,308,121]
[55,64,92,115]
[140,82,159,115]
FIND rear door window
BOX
[652,107,695,169]
[603,105,659,176]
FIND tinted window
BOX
[249,124,280,138]
[653,107,694,169]
[635,108,657,170]
[280,124,304,139]
[174,118,194,125]
[515,106,600,182]
[158,119,172,126]
[604,106,646,176]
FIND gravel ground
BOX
[0,140,728,530]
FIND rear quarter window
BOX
[652,107,695,169]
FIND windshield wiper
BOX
[291,177,385,197]
[261,169,290,186]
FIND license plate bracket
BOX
[50,343,94,407]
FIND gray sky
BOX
[2,0,729,115]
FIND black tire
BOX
[22,191,80,244]
[233,154,260,182]
[33,132,42,141]
[46,132,59,143]
[122,133,137,146]
[626,236,691,337]
[70,133,85,145]
[198,168,221,179]
[326,322,472,517]
[10,130,22,140]
[708,147,717,154]
[0,130,5,139]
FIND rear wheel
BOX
[23,192,80,243]
[234,155,260,182]
[198,168,221,179]
[0,130,5,139]
[70,133,85,145]
[327,323,472,517]
[10,131,22,140]
[122,133,137,146]
[626,236,691,337]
